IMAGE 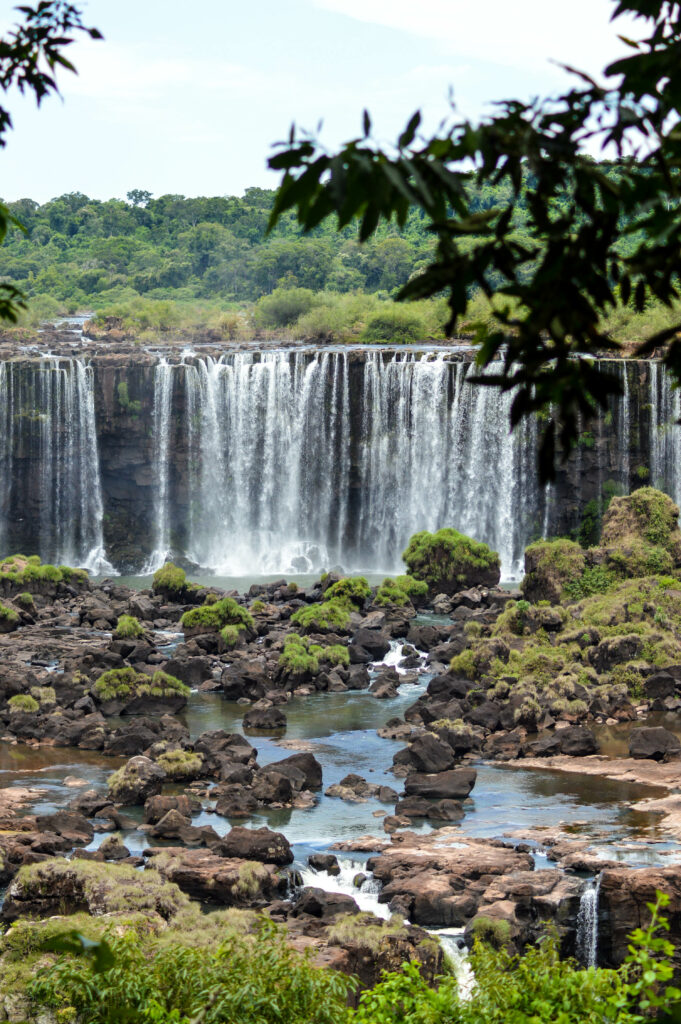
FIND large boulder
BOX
[261,752,323,790]
[404,768,477,800]
[629,726,681,762]
[407,733,456,774]
[146,847,289,906]
[213,825,293,865]
[107,755,166,805]
[242,707,286,732]
[521,539,586,604]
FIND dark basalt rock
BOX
[404,768,477,800]
[242,706,287,732]
[214,825,293,865]
[629,726,681,761]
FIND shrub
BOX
[563,566,617,602]
[279,634,321,675]
[290,599,351,633]
[319,644,350,667]
[27,918,351,1024]
[325,576,371,608]
[152,562,187,597]
[181,597,254,633]
[16,592,34,608]
[403,528,500,594]
[113,615,144,639]
[8,693,39,713]
[220,624,241,648]
[254,286,318,328]
[374,578,411,606]
[250,599,266,613]
[361,305,425,343]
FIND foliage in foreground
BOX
[9,893,681,1023]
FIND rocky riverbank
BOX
[1,492,681,1004]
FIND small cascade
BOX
[143,359,173,573]
[0,357,112,573]
[617,360,631,489]
[576,873,602,968]
[429,930,475,1000]
[298,857,391,919]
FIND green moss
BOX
[152,561,187,596]
[562,565,617,602]
[290,598,351,633]
[449,648,477,679]
[8,693,39,712]
[325,576,371,608]
[402,528,500,594]
[30,686,56,706]
[116,380,141,415]
[0,601,19,624]
[600,487,681,578]
[113,614,144,639]
[93,666,189,702]
[374,578,410,606]
[250,599,266,613]
[0,557,88,589]
[181,597,254,633]
[16,591,34,608]
[156,748,204,779]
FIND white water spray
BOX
[576,873,602,968]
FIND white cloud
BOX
[309,0,635,77]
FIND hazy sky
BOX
[0,0,636,204]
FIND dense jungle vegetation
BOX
[1,176,676,344]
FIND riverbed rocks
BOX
[403,767,477,800]
[145,846,290,906]
[107,755,166,805]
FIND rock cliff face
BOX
[0,349,675,573]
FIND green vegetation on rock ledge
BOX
[152,562,189,598]
[0,554,87,588]
[279,634,349,675]
[375,575,429,607]
[181,596,254,634]
[325,575,371,608]
[290,598,351,633]
[7,694,39,713]
[402,528,501,595]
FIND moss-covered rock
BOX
[155,748,205,781]
[107,754,166,805]
[324,575,371,608]
[92,666,190,714]
[181,596,254,636]
[374,575,429,607]
[402,528,500,595]
[600,487,681,578]
[1,858,188,923]
[290,598,351,634]
[152,561,188,598]
[521,539,586,604]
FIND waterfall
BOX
[618,361,631,489]
[171,352,543,579]
[0,358,113,573]
[650,362,681,505]
[143,359,173,573]
[576,873,602,968]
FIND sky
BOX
[0,0,638,204]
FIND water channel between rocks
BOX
[1,601,678,876]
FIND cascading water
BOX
[143,359,174,573]
[649,361,681,505]
[576,873,602,968]
[0,357,113,573]
[173,351,545,578]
